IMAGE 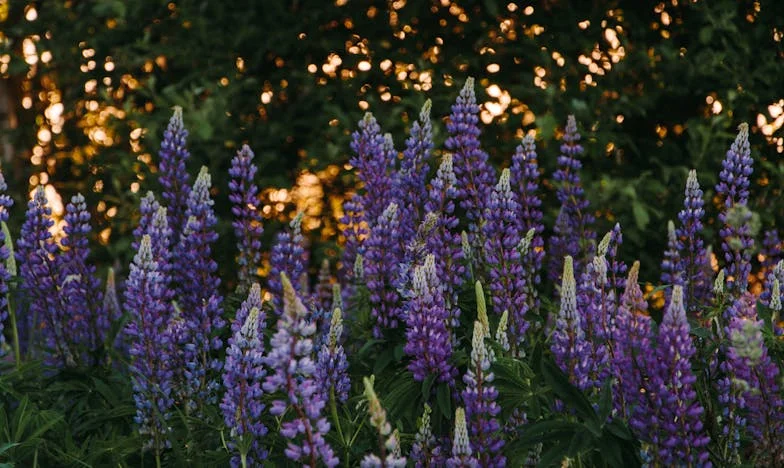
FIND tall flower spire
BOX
[269,212,308,308]
[445,77,495,252]
[398,100,434,242]
[58,194,105,365]
[263,274,338,467]
[510,134,545,313]
[447,407,478,467]
[549,115,595,282]
[361,377,407,468]
[229,144,264,292]
[551,256,591,389]
[404,255,455,383]
[715,123,754,293]
[410,403,443,467]
[17,186,71,366]
[660,220,682,288]
[365,202,405,337]
[124,235,175,456]
[221,303,267,467]
[461,321,504,466]
[676,170,710,310]
[315,307,350,404]
[647,285,710,465]
[158,107,192,239]
[483,168,527,350]
[0,172,12,357]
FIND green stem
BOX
[155,452,161,468]
[8,294,20,368]
[330,387,349,465]
[240,451,248,468]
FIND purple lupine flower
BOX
[124,235,175,455]
[606,223,627,291]
[612,261,655,424]
[404,254,455,384]
[769,276,783,336]
[16,186,72,366]
[761,259,784,308]
[397,100,434,242]
[221,304,268,467]
[548,115,595,283]
[263,273,338,467]
[350,112,396,225]
[647,285,710,466]
[365,202,405,337]
[229,144,264,292]
[0,173,13,356]
[551,256,591,390]
[715,123,754,293]
[660,220,683,289]
[510,134,545,313]
[725,316,784,464]
[410,403,443,467]
[423,154,465,327]
[576,234,613,392]
[58,194,105,365]
[269,212,308,309]
[158,107,191,239]
[676,170,711,311]
[445,77,495,254]
[446,408,479,468]
[233,283,262,336]
[361,377,407,468]
[483,168,527,351]
[761,228,781,272]
[462,321,504,466]
[172,167,225,405]
[316,307,350,403]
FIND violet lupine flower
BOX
[17,186,72,366]
[715,123,754,293]
[410,404,443,467]
[316,307,350,404]
[350,112,396,225]
[233,283,262,336]
[263,273,338,468]
[423,154,465,327]
[761,259,784,307]
[0,173,13,355]
[576,236,613,392]
[510,135,545,292]
[725,317,784,464]
[58,194,105,365]
[158,107,192,240]
[674,170,711,311]
[269,212,308,310]
[548,115,595,283]
[483,169,527,351]
[173,168,225,405]
[445,77,495,253]
[365,202,405,337]
[550,256,591,390]
[447,408,479,468]
[605,223,627,291]
[397,100,433,242]
[612,261,655,424]
[221,305,268,468]
[761,228,781,272]
[462,321,504,467]
[404,254,455,383]
[660,220,683,289]
[647,285,710,466]
[124,235,175,455]
[361,377,407,468]
[229,144,264,292]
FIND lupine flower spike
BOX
[158,107,192,239]
[365,202,405,337]
[229,144,264,292]
[221,305,268,467]
[0,172,13,357]
[461,321,504,466]
[447,407,479,467]
[551,256,591,389]
[715,123,754,294]
[360,376,407,468]
[316,307,350,403]
[676,170,710,310]
[410,403,443,467]
[398,99,434,242]
[269,212,308,308]
[263,273,338,467]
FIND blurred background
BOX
[0,0,782,282]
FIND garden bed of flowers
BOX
[0,78,782,467]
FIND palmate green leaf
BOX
[540,359,597,425]
[436,383,452,421]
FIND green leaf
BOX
[436,383,452,420]
[632,201,650,230]
[540,360,597,424]
[421,374,435,399]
